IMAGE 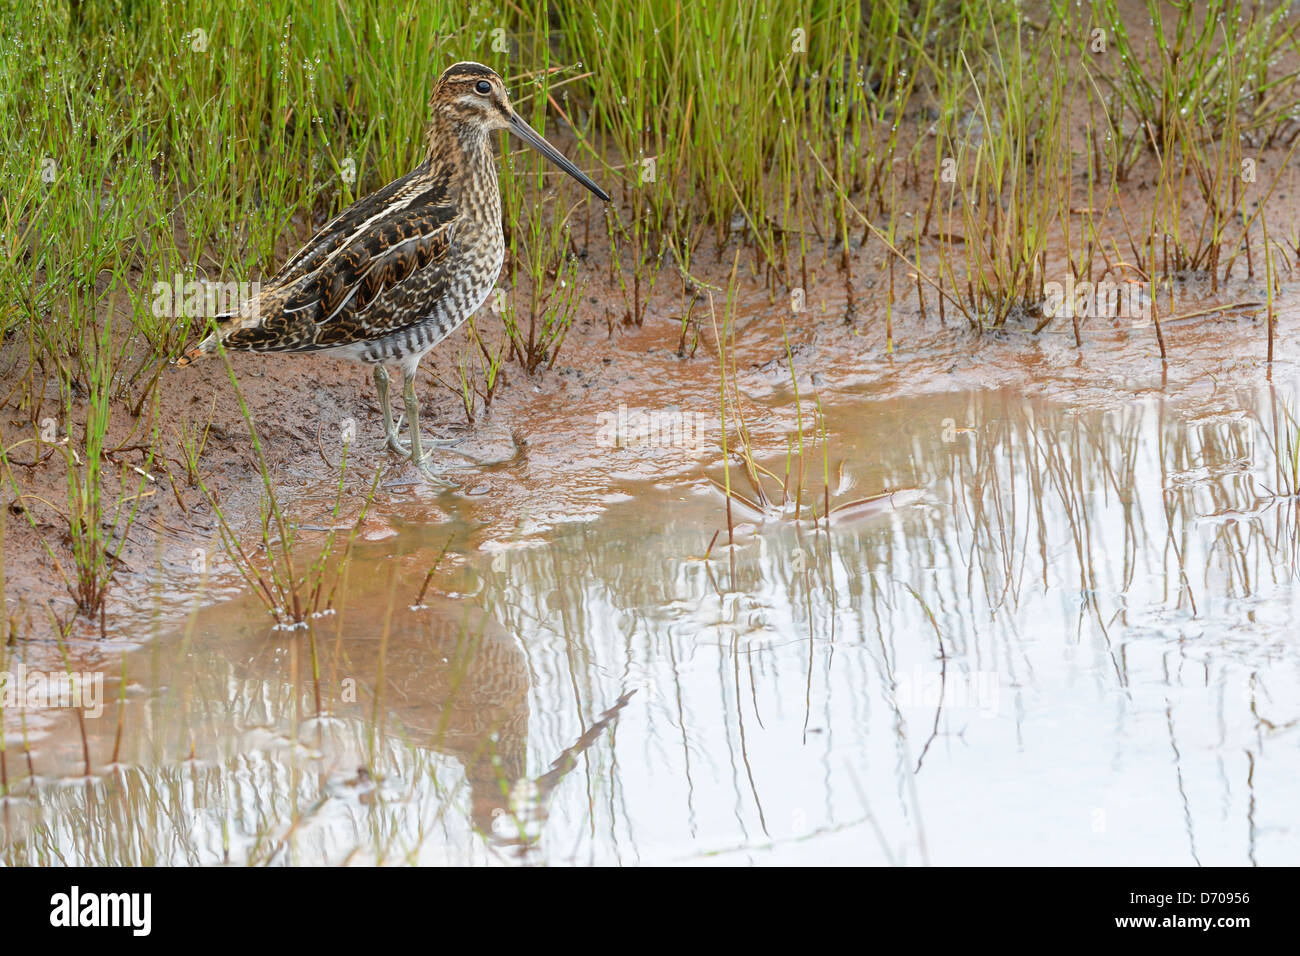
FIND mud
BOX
[3,121,1300,863]
[3,226,1296,642]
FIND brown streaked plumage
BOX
[176,61,609,477]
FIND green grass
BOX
[179,345,381,631]
[1,0,1298,620]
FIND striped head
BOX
[430,61,610,202]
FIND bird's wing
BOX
[223,202,459,353]
[270,160,451,287]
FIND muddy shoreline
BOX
[6,101,1300,651]
[5,290,1298,863]
[2,242,1293,654]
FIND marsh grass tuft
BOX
[2,0,1299,628]
[184,348,381,629]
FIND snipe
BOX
[176,62,609,479]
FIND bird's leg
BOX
[398,364,457,486]
[383,362,520,482]
[402,366,425,466]
[373,365,405,454]
[378,363,463,458]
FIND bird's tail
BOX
[172,333,217,368]
[173,305,246,367]
[173,282,273,368]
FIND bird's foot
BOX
[385,424,519,470]
[383,433,467,456]
[386,414,471,455]
[381,453,458,490]
[445,437,521,469]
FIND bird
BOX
[175,61,610,479]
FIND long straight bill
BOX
[508,112,610,202]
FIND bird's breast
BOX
[448,217,504,316]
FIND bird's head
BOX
[431,62,610,202]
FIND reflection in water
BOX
[3,383,1300,864]
[0,588,625,863]
[321,601,534,843]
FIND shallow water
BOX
[4,376,1300,865]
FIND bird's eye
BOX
[474,80,491,95]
